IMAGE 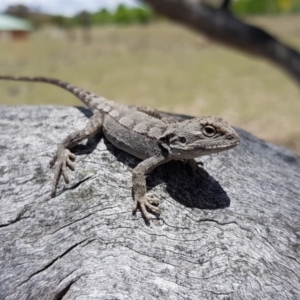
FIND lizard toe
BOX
[133,194,161,221]
[147,194,161,205]
[51,148,76,196]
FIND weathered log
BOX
[0,105,299,299]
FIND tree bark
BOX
[0,105,299,299]
[220,0,231,10]
[145,0,300,85]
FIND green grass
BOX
[1,16,300,153]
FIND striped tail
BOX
[0,75,97,108]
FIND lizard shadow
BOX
[103,139,230,210]
[77,106,93,118]
[151,161,230,209]
[74,107,230,210]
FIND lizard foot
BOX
[50,148,76,197]
[184,159,209,178]
[132,193,161,221]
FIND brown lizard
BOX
[0,75,240,221]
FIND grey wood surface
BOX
[0,105,299,300]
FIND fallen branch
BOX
[145,0,300,84]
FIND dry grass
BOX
[0,16,300,153]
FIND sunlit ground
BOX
[0,16,300,153]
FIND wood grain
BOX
[0,106,299,299]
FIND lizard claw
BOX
[132,193,161,221]
[50,148,76,197]
[49,152,58,168]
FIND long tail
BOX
[0,75,99,108]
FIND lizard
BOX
[0,75,240,221]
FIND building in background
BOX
[0,14,32,41]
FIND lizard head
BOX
[158,116,240,158]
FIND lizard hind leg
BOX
[50,111,103,197]
[50,147,76,197]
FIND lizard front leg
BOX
[50,111,103,196]
[132,156,169,221]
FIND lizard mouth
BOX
[199,139,240,154]
[209,141,239,150]
[171,139,239,158]
[208,140,239,149]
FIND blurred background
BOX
[0,0,299,153]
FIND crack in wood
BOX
[16,238,92,289]
[0,207,29,228]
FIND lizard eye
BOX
[202,125,216,137]
[179,137,186,143]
